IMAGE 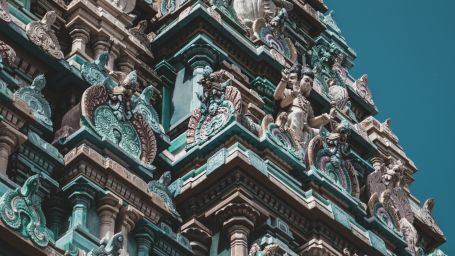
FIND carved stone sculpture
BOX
[148,171,182,221]
[353,74,375,106]
[87,232,124,256]
[0,174,54,247]
[107,0,136,13]
[14,74,53,128]
[186,67,241,148]
[248,243,279,256]
[129,20,154,47]
[399,217,421,255]
[367,190,400,231]
[327,79,357,121]
[81,51,114,87]
[108,70,138,121]
[0,0,11,22]
[232,0,293,28]
[25,11,64,59]
[268,65,332,155]
[0,40,16,66]
[416,198,444,236]
[306,120,360,197]
[132,85,164,134]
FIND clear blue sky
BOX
[324,0,453,253]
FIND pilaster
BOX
[97,191,123,239]
[69,24,90,56]
[118,205,144,256]
[0,122,26,177]
[180,218,212,256]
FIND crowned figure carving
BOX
[0,0,11,22]
[148,171,182,221]
[14,74,53,129]
[0,175,54,247]
[262,64,333,159]
[306,120,360,197]
[186,66,241,148]
[327,78,358,122]
[25,11,64,59]
[248,243,279,256]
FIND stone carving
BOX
[367,190,399,231]
[148,171,182,221]
[416,198,444,236]
[25,11,64,59]
[427,249,447,256]
[367,158,413,223]
[399,217,422,255]
[132,85,164,134]
[306,120,360,197]
[80,71,157,166]
[107,0,136,13]
[129,20,154,47]
[232,0,292,28]
[263,65,332,159]
[87,232,124,256]
[248,243,279,256]
[0,174,54,247]
[0,40,16,66]
[251,6,296,62]
[0,0,11,22]
[186,67,241,148]
[81,51,115,87]
[159,0,179,16]
[14,74,53,128]
[310,43,341,94]
[328,79,357,121]
[353,74,375,106]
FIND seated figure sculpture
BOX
[273,64,333,150]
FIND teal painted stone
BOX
[81,51,115,89]
[265,122,303,160]
[87,232,124,256]
[206,148,227,175]
[368,231,388,255]
[0,80,13,102]
[330,203,351,230]
[148,172,182,221]
[132,85,163,134]
[14,74,53,128]
[28,130,64,163]
[0,174,54,247]
[427,249,447,256]
[247,150,267,175]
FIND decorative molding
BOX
[25,11,64,59]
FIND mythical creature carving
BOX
[353,74,375,106]
[263,65,332,159]
[148,171,182,221]
[0,40,16,66]
[25,11,64,59]
[186,67,241,148]
[306,120,360,197]
[81,51,114,87]
[416,198,444,236]
[0,174,54,247]
[248,243,279,256]
[0,0,11,22]
[80,70,157,166]
[14,74,53,128]
[129,20,155,47]
[87,232,124,256]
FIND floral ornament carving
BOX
[129,20,155,47]
[25,11,64,59]
[416,198,444,236]
[0,174,54,247]
[306,120,360,197]
[87,232,124,256]
[0,0,11,22]
[148,171,182,221]
[81,51,115,87]
[353,74,375,106]
[367,190,400,231]
[14,74,53,128]
[80,70,157,166]
[252,7,297,62]
[248,243,279,256]
[159,0,179,16]
[263,65,333,159]
[186,67,241,148]
[0,40,16,66]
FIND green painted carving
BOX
[0,174,54,247]
[248,243,279,256]
[264,120,304,160]
[330,203,351,230]
[132,85,163,134]
[87,232,124,256]
[28,131,63,163]
[368,231,388,255]
[81,51,115,88]
[148,172,182,221]
[427,249,447,256]
[14,74,53,128]
[94,105,141,158]
[206,148,226,175]
[0,80,13,102]
[310,43,342,94]
[212,0,241,24]
[186,68,241,148]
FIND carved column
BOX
[215,203,260,256]
[134,222,155,256]
[0,122,26,177]
[69,25,90,55]
[117,56,135,74]
[118,205,144,256]
[47,194,67,238]
[181,218,212,256]
[97,192,123,239]
[68,188,94,230]
[92,35,111,60]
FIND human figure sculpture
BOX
[273,64,333,149]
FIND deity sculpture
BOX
[273,64,333,150]
[327,79,357,121]
[197,66,230,116]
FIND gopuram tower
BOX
[0,0,447,255]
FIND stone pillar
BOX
[97,192,123,239]
[47,194,66,238]
[68,189,94,229]
[215,203,260,256]
[69,25,90,55]
[180,218,212,256]
[134,227,154,256]
[92,35,111,60]
[0,123,26,177]
[118,205,143,256]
